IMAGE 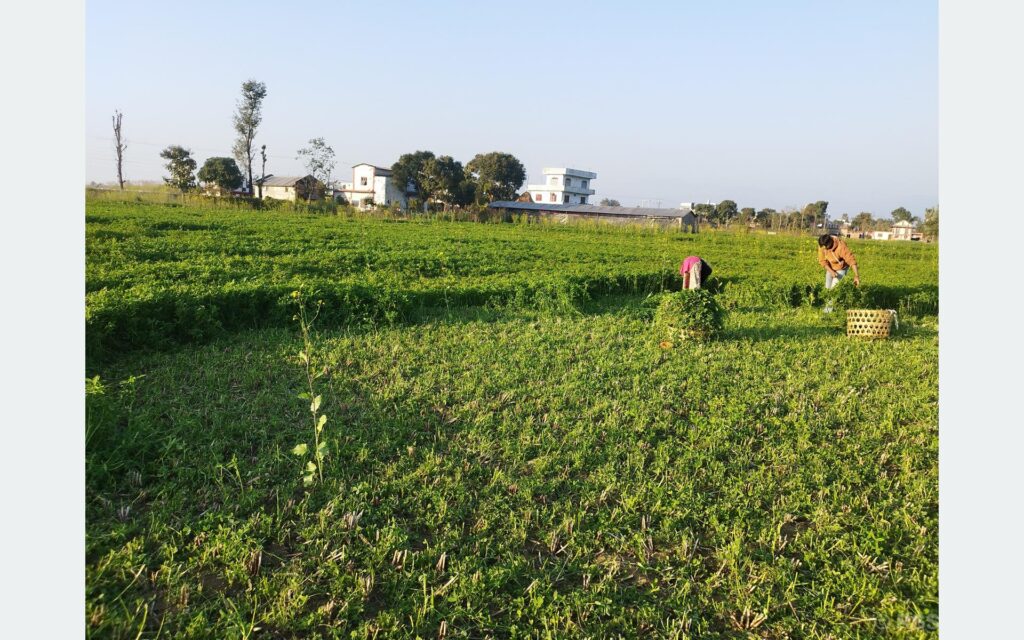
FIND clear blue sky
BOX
[86,0,937,218]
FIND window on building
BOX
[582,180,588,188]
[360,177,368,186]
[565,177,572,187]
[550,193,556,202]
[534,193,542,202]
[563,194,569,203]
[550,177,558,185]
[580,197,587,204]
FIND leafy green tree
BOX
[921,206,938,238]
[197,157,243,193]
[599,198,622,207]
[160,145,197,192]
[853,212,873,230]
[801,200,829,230]
[891,206,915,223]
[232,79,267,193]
[297,137,336,189]
[715,200,738,225]
[693,203,715,225]
[420,155,466,210]
[755,208,775,228]
[391,150,435,201]
[739,207,755,226]
[784,208,803,230]
[466,152,526,203]
[455,178,477,207]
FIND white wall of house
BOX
[262,185,297,201]
[338,164,408,209]
[378,175,407,206]
[527,167,597,205]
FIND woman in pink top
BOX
[679,256,713,289]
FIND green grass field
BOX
[86,202,938,638]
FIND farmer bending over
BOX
[817,234,860,290]
[680,256,713,290]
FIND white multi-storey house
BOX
[526,168,597,205]
[891,220,915,240]
[337,163,408,209]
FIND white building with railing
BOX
[526,168,597,205]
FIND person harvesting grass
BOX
[817,234,860,289]
[818,234,860,312]
[679,255,713,290]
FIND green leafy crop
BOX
[85,199,938,638]
[654,289,725,339]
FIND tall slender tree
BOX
[257,145,268,199]
[231,80,267,194]
[112,110,126,190]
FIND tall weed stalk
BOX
[290,289,329,486]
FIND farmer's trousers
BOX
[825,268,848,290]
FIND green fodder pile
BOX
[653,289,725,340]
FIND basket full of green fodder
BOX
[654,289,724,346]
[846,309,897,339]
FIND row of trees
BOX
[686,199,936,236]
[149,78,530,208]
[388,151,525,209]
[156,80,337,196]
[157,143,530,210]
[112,79,272,195]
[689,200,831,230]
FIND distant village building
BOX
[488,201,698,232]
[526,168,597,205]
[823,219,840,234]
[258,175,325,201]
[337,163,408,209]
[869,221,922,241]
[891,219,915,240]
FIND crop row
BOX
[86,272,936,358]
[86,201,938,359]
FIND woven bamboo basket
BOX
[846,309,893,339]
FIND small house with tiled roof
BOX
[258,175,325,201]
